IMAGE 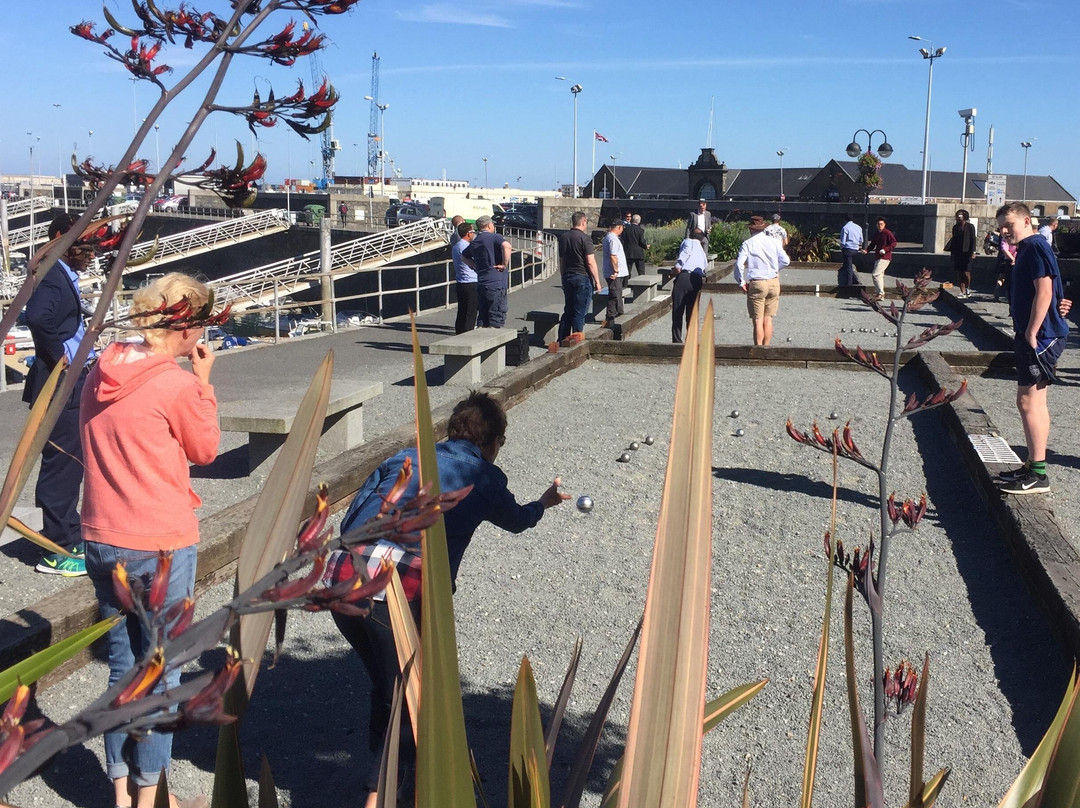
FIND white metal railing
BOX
[8,221,50,249]
[88,208,291,275]
[226,228,559,341]
[218,218,454,310]
[4,196,55,219]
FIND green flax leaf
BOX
[508,656,551,808]
[0,614,121,701]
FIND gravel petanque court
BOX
[8,354,1070,807]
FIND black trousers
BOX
[333,598,423,793]
[671,271,703,344]
[455,282,478,334]
[626,258,645,276]
[606,276,626,319]
[35,369,86,551]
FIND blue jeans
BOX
[86,542,198,787]
[559,274,593,340]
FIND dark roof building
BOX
[584,150,1074,214]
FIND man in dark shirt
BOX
[995,202,1070,495]
[462,214,512,328]
[620,213,649,276]
[23,212,94,576]
[861,216,897,300]
[556,211,601,342]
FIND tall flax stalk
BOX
[617,301,715,808]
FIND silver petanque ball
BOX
[576,495,594,513]
[734,428,746,437]
[644,435,655,445]
[731,410,740,418]
[829,411,840,420]
[618,452,631,463]
[786,336,793,342]
[628,441,640,451]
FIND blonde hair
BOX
[131,272,211,349]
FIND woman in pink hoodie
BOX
[81,273,219,808]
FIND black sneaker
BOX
[1000,470,1050,495]
[997,465,1029,483]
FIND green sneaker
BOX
[35,552,87,577]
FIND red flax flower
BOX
[304,0,365,13]
[786,419,875,470]
[883,660,919,714]
[296,483,331,553]
[71,21,115,44]
[112,647,165,707]
[181,653,241,726]
[147,552,173,612]
[834,338,891,379]
[899,379,968,416]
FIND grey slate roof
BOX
[723,167,820,199]
[834,161,1075,202]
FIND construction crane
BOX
[305,23,339,185]
[367,52,380,180]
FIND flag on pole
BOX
[594,131,609,142]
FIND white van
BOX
[428,196,504,224]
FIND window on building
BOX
[1058,205,1069,217]
[697,181,717,200]
[1033,205,1044,217]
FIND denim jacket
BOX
[339,439,544,583]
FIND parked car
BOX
[301,204,326,224]
[386,202,430,227]
[153,194,185,212]
[8,323,33,350]
[494,210,537,229]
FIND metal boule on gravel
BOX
[617,452,631,463]
[628,441,640,451]
[734,428,745,437]
[576,495,594,513]
[731,410,740,418]
[829,412,840,420]
[786,337,793,342]
[644,436,655,445]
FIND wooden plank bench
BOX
[429,328,519,385]
[628,274,662,303]
[525,304,564,346]
[219,380,383,474]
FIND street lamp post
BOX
[609,154,620,199]
[27,133,40,256]
[1021,140,1034,205]
[776,149,787,202]
[555,77,583,198]
[53,103,68,212]
[909,36,946,204]
[845,129,894,243]
[482,156,488,190]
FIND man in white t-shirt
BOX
[763,213,788,247]
[602,219,628,327]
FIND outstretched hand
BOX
[540,477,571,509]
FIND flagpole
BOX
[591,130,596,193]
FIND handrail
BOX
[8,221,51,249]
[218,218,454,310]
[4,196,55,219]
[87,208,291,274]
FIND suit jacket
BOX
[686,209,713,239]
[22,262,83,405]
[620,223,648,261]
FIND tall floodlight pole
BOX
[482,156,488,189]
[52,103,68,212]
[365,96,389,196]
[1021,140,1034,205]
[909,36,946,204]
[776,149,787,202]
[958,109,975,203]
[556,78,583,198]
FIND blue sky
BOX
[2,0,1078,200]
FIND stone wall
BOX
[538,197,603,230]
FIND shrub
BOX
[643,221,685,264]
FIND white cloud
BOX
[396,4,512,27]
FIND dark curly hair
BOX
[447,392,506,450]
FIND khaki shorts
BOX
[746,277,781,319]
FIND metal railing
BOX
[227,227,559,341]
[8,221,50,249]
[4,196,55,219]
[88,208,291,275]
[217,218,455,310]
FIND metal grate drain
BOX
[969,434,1021,465]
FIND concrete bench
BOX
[628,274,662,303]
[429,328,519,385]
[525,304,564,346]
[219,380,383,474]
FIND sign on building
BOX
[986,174,1007,208]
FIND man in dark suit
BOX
[620,213,649,276]
[685,199,714,242]
[22,212,95,576]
